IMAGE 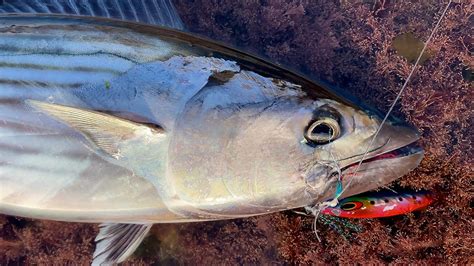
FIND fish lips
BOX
[321,122,424,200]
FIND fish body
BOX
[322,190,434,218]
[0,3,424,264]
[0,14,423,223]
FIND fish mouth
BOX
[341,142,423,173]
[333,124,424,199]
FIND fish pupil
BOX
[312,123,332,136]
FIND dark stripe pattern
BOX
[0,0,185,30]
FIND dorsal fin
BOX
[0,0,185,30]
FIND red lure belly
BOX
[321,189,434,219]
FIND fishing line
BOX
[337,0,452,199]
[310,0,452,241]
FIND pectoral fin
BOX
[26,100,166,159]
[93,223,153,265]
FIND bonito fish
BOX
[0,1,423,264]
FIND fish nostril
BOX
[370,200,375,205]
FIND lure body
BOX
[322,190,434,218]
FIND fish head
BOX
[169,88,423,214]
[298,98,424,203]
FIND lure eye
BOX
[340,201,363,211]
[305,118,341,144]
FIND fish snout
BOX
[315,120,424,201]
[339,120,423,198]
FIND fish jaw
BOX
[300,98,424,202]
[315,120,424,201]
[339,144,424,198]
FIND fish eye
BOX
[305,117,340,144]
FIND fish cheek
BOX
[168,110,310,211]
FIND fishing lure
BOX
[321,189,434,219]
